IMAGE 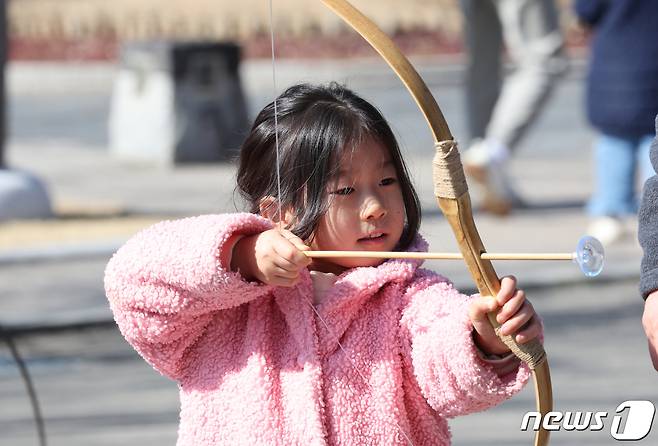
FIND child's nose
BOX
[361,197,387,221]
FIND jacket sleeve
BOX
[574,0,609,27]
[104,213,274,379]
[399,270,530,419]
[639,117,658,299]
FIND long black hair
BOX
[236,83,421,250]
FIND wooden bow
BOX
[319,0,553,444]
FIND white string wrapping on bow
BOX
[267,2,414,444]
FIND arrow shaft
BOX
[303,251,574,261]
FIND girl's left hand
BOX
[469,276,543,357]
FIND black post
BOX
[0,0,6,169]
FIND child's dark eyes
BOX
[332,187,355,196]
[331,177,397,195]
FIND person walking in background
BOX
[459,0,567,215]
[639,116,658,371]
[575,0,658,246]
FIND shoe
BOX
[586,216,625,246]
[462,140,523,216]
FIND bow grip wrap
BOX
[432,140,468,199]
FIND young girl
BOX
[105,83,542,445]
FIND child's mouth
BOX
[357,232,387,244]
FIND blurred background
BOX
[1,0,656,445]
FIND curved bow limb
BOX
[320,0,552,444]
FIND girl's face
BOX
[308,137,406,274]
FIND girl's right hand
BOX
[231,228,311,287]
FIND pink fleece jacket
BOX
[104,213,530,445]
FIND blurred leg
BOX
[460,0,503,143]
[639,134,656,186]
[486,0,567,151]
[636,134,656,217]
[588,134,637,217]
